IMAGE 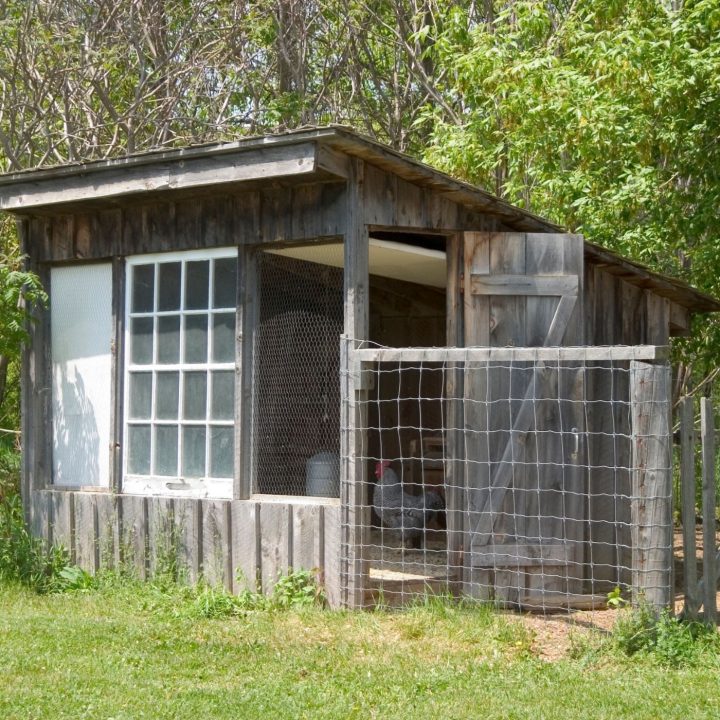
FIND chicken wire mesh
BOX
[340,344,673,614]
[252,248,344,496]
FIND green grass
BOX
[1,582,720,720]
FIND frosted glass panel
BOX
[132,264,154,313]
[127,425,151,475]
[211,371,234,420]
[184,315,208,363]
[157,315,180,363]
[156,372,179,420]
[182,426,206,477]
[158,262,181,311]
[185,261,209,309]
[183,371,207,420]
[129,373,152,419]
[154,425,178,476]
[209,426,233,478]
[51,262,112,487]
[212,313,235,363]
[130,317,154,364]
[213,258,237,308]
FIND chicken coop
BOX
[2,126,718,611]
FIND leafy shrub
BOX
[0,493,71,593]
[270,569,325,609]
[613,606,720,666]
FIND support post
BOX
[630,361,673,612]
[680,396,699,619]
[701,398,717,623]
[340,157,369,608]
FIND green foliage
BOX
[613,606,720,666]
[423,0,720,374]
[0,493,72,593]
[271,568,326,609]
[607,586,630,609]
[0,219,47,361]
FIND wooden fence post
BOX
[630,361,673,612]
[679,396,699,619]
[700,398,717,623]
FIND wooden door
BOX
[461,232,585,607]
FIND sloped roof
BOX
[0,125,716,312]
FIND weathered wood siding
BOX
[583,262,678,590]
[29,490,341,601]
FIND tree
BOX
[421,0,720,389]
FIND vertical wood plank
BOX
[445,233,465,576]
[95,493,119,570]
[50,491,75,562]
[29,489,50,546]
[630,361,673,611]
[202,499,233,590]
[322,503,342,608]
[341,157,369,608]
[259,503,290,593]
[292,503,322,571]
[238,247,257,499]
[680,396,699,618]
[174,498,202,584]
[701,398,717,623]
[118,495,148,579]
[110,256,125,493]
[74,493,99,573]
[147,497,175,579]
[231,501,258,592]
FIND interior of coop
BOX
[263,233,449,518]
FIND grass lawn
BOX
[1,582,719,720]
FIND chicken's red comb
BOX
[374,460,391,478]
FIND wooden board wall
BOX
[30,490,342,604]
[583,262,674,590]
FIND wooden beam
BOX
[701,398,718,623]
[630,361,673,612]
[353,345,669,363]
[0,143,318,210]
[470,274,578,296]
[679,397,699,619]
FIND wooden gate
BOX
[458,232,586,607]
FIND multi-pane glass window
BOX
[124,249,237,497]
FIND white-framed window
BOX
[123,248,238,498]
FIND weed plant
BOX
[612,605,720,666]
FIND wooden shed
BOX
[2,126,717,610]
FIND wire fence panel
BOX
[252,249,344,496]
[340,345,673,614]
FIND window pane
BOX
[212,313,235,363]
[157,315,180,364]
[184,315,208,363]
[211,371,234,420]
[127,425,151,475]
[158,262,181,311]
[132,264,154,313]
[129,372,152,419]
[154,425,178,476]
[210,426,233,478]
[183,371,207,420]
[182,426,206,478]
[213,257,237,309]
[156,372,179,419]
[185,261,209,310]
[130,317,154,364]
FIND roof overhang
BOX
[0,125,717,313]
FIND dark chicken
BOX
[372,460,444,549]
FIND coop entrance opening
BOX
[366,232,451,603]
[252,244,344,496]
